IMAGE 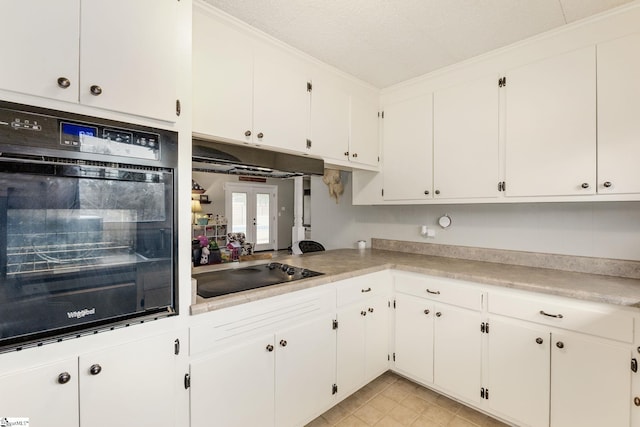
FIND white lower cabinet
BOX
[0,330,186,427]
[487,297,633,427]
[336,294,390,397]
[191,314,336,427]
[275,314,337,427]
[394,293,434,384]
[0,358,79,426]
[191,333,274,427]
[189,287,337,427]
[394,292,482,403]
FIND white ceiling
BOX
[202,0,634,88]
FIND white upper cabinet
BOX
[349,95,381,168]
[80,0,178,121]
[0,0,80,104]
[433,75,500,199]
[192,7,254,142]
[504,46,597,197]
[253,45,311,153]
[309,77,350,160]
[0,0,179,121]
[382,94,433,201]
[597,33,640,195]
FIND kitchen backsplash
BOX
[372,238,640,280]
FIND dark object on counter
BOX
[195,262,323,298]
[298,240,325,253]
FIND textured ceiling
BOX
[202,0,634,88]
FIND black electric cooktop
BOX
[195,262,323,298]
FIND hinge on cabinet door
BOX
[498,77,506,88]
[378,111,385,119]
[307,81,312,92]
[176,99,181,116]
[332,384,338,395]
[480,387,489,399]
[498,181,506,192]
[174,338,180,355]
[332,319,339,330]
[393,299,396,309]
[381,189,384,197]
[480,322,490,333]
[632,358,638,373]
[306,139,312,149]
[184,373,191,390]
[393,352,396,361]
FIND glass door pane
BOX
[231,192,247,234]
[255,193,271,246]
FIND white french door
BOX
[224,183,278,252]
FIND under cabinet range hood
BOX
[192,138,324,178]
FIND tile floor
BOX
[307,372,511,427]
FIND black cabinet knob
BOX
[424,309,430,315]
[435,190,440,195]
[266,344,274,352]
[58,372,71,384]
[89,364,102,375]
[90,85,102,96]
[244,130,251,137]
[424,190,429,195]
[435,312,442,317]
[368,307,374,313]
[556,341,564,349]
[536,337,543,345]
[57,77,71,89]
[360,310,367,316]
[257,132,264,139]
[581,182,590,189]
[279,339,287,347]
[603,181,612,188]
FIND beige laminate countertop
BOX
[190,249,640,315]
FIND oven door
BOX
[0,159,176,349]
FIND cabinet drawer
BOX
[488,291,634,343]
[336,271,392,307]
[394,272,483,311]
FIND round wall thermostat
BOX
[438,214,452,229]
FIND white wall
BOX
[192,172,294,250]
[311,172,640,261]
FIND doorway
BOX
[224,182,278,252]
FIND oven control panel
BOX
[0,101,176,165]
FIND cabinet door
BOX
[336,304,367,398]
[79,331,184,427]
[0,358,79,427]
[394,293,434,383]
[505,46,596,197]
[0,0,79,103]
[193,8,254,142]
[597,33,640,194]
[275,314,336,427]
[80,0,178,121]
[433,75,500,199]
[254,45,310,153]
[433,303,482,404]
[365,295,390,379]
[487,317,550,427]
[550,331,630,427]
[309,77,350,161]
[350,95,380,167]
[190,333,275,427]
[382,94,433,201]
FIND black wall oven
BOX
[0,101,178,351]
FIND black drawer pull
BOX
[361,287,372,293]
[539,310,563,319]
[426,289,440,295]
